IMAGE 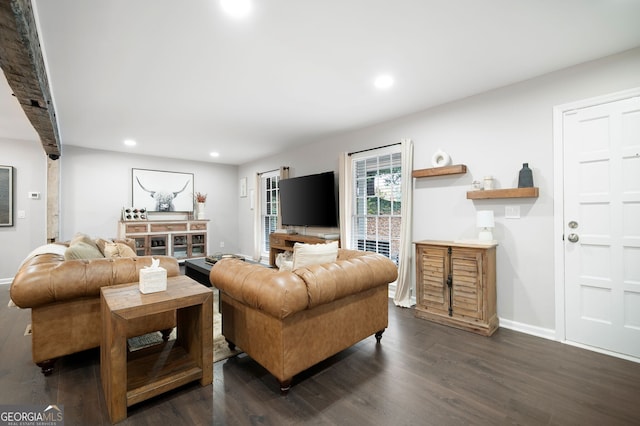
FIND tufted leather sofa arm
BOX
[10,254,180,308]
[210,249,398,319]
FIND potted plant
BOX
[195,192,207,219]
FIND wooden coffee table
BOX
[100,275,213,423]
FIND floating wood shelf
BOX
[412,164,467,178]
[466,187,539,200]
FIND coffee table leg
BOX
[102,307,128,423]
[176,294,213,386]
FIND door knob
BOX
[568,233,579,243]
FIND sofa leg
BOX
[160,328,173,341]
[279,379,292,395]
[375,329,385,343]
[36,359,56,376]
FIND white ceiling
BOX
[3,0,640,165]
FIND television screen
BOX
[279,172,338,227]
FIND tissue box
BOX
[139,267,167,294]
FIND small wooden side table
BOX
[100,275,213,423]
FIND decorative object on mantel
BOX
[121,207,147,221]
[431,149,452,167]
[477,210,495,241]
[472,180,482,190]
[518,163,534,188]
[483,176,494,190]
[195,192,207,220]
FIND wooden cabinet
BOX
[414,240,498,336]
[269,233,340,267]
[118,220,207,260]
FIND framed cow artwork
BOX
[132,168,194,213]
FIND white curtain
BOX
[278,166,289,228]
[252,172,262,261]
[340,140,414,306]
[339,152,353,249]
[393,138,414,307]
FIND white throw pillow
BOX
[276,251,294,271]
[292,241,339,269]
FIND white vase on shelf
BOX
[196,202,205,220]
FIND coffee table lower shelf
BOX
[126,342,203,407]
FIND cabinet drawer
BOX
[150,223,188,232]
[126,224,148,233]
[190,222,207,231]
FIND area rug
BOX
[25,292,242,363]
[127,310,242,363]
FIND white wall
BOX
[0,138,47,281]
[237,47,640,333]
[59,146,239,256]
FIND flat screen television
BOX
[279,171,338,227]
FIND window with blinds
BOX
[262,172,280,255]
[352,148,402,265]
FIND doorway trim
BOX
[553,87,640,359]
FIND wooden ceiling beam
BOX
[0,0,61,159]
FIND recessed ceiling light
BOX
[124,139,137,146]
[374,74,394,90]
[220,0,252,18]
[210,152,220,158]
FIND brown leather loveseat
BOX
[209,248,398,393]
[10,241,179,375]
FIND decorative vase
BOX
[196,202,206,220]
[518,163,534,188]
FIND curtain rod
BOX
[257,166,289,176]
[348,142,401,156]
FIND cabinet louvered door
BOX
[451,248,483,322]
[416,244,449,315]
[414,240,497,336]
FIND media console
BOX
[269,233,341,267]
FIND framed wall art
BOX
[0,165,14,227]
[240,177,247,197]
[132,168,194,212]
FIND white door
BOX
[563,94,640,358]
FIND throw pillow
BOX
[96,238,136,255]
[292,241,339,269]
[103,242,137,258]
[276,251,294,271]
[64,241,104,260]
[70,232,100,251]
[95,238,111,256]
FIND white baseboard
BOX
[561,340,640,364]
[498,317,556,341]
[497,317,639,363]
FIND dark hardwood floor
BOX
[2,283,639,425]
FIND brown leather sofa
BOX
[10,249,179,375]
[209,248,398,393]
